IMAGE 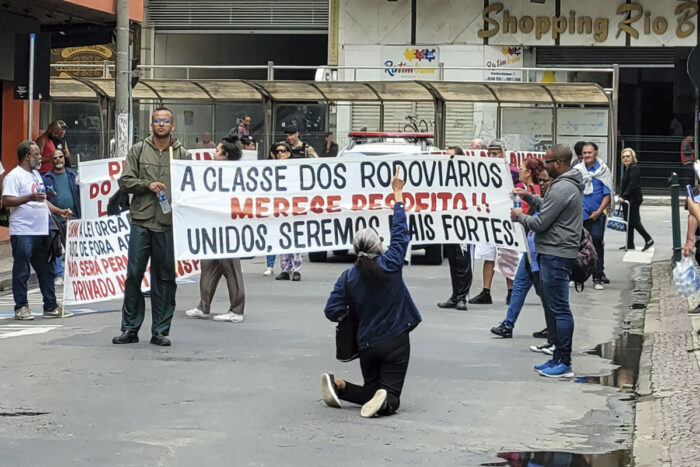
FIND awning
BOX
[49,78,610,105]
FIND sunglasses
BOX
[52,156,64,160]
[152,118,170,124]
[544,159,558,164]
[622,154,632,158]
[275,148,288,153]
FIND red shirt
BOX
[37,134,55,174]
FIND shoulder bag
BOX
[335,269,360,362]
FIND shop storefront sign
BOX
[478,1,698,45]
[383,46,440,79]
[50,45,114,78]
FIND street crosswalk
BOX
[0,287,64,314]
[0,324,62,339]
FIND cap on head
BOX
[283,125,298,134]
[488,139,506,152]
[56,120,67,129]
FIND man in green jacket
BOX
[112,107,189,347]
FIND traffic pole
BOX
[670,172,681,264]
[115,0,130,158]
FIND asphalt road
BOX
[0,206,674,466]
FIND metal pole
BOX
[267,61,274,80]
[27,33,35,140]
[611,64,620,191]
[115,0,130,158]
[695,88,699,163]
[438,62,444,80]
[670,172,682,263]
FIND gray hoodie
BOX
[516,168,584,259]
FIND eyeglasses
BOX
[51,155,64,160]
[152,118,170,124]
[544,159,558,164]
[275,148,288,153]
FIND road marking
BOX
[0,324,62,339]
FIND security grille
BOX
[147,0,329,31]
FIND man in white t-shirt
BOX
[1,141,72,320]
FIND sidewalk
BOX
[634,261,700,466]
[0,226,12,292]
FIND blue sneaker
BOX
[534,359,556,372]
[538,362,574,378]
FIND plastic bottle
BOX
[157,190,171,214]
[513,193,522,209]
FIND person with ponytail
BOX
[320,168,422,418]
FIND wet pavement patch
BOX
[576,333,643,390]
[0,409,50,417]
[481,449,631,466]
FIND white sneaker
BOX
[569,281,574,288]
[594,282,604,290]
[185,308,209,319]
[43,308,73,318]
[320,373,341,408]
[263,267,274,276]
[54,277,64,286]
[14,306,34,321]
[213,312,244,323]
[529,342,554,355]
[361,389,387,418]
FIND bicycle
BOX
[403,115,430,133]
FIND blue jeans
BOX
[11,235,57,312]
[583,215,605,281]
[538,254,575,366]
[266,255,276,268]
[54,256,64,278]
[504,256,532,326]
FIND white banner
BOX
[170,155,529,261]
[63,212,200,306]
[188,148,257,161]
[78,157,126,218]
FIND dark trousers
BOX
[535,270,556,347]
[197,258,245,315]
[583,215,606,281]
[340,333,410,415]
[622,201,652,248]
[121,224,176,336]
[443,244,472,301]
[11,235,57,312]
[538,254,575,366]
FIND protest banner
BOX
[188,148,257,161]
[63,212,200,306]
[462,150,545,167]
[170,154,528,261]
[78,156,125,218]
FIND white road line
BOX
[0,324,62,339]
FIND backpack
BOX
[571,227,597,292]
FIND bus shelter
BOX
[48,77,612,173]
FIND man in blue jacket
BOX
[43,149,80,284]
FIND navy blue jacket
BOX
[324,202,421,350]
[42,168,81,219]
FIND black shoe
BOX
[490,322,513,338]
[275,271,290,281]
[619,245,634,250]
[642,239,654,252]
[532,328,548,339]
[690,304,700,314]
[600,275,610,285]
[506,289,512,305]
[468,289,492,305]
[455,300,467,311]
[437,298,458,309]
[150,334,171,346]
[292,272,301,281]
[112,331,139,344]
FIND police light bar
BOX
[348,131,434,138]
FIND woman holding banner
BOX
[490,157,551,348]
[320,168,422,418]
[185,135,246,323]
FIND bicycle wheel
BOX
[418,120,429,133]
[404,123,418,133]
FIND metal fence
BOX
[618,135,693,195]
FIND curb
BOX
[0,272,37,293]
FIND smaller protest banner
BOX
[63,212,200,306]
[78,156,125,218]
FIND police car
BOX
[308,131,444,265]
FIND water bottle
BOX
[157,190,171,214]
[513,193,522,209]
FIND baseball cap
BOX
[283,125,298,134]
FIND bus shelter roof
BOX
[49,78,609,105]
